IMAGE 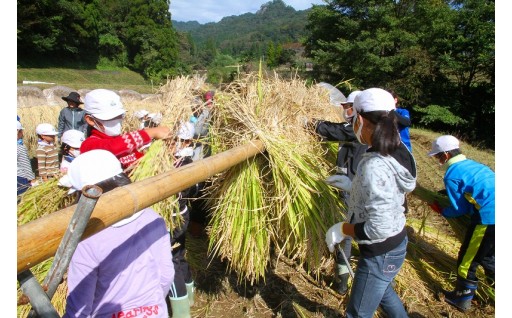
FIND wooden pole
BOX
[18,140,265,274]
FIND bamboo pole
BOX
[18,140,265,274]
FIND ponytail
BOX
[360,111,401,156]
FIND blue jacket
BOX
[394,108,412,152]
[442,155,495,225]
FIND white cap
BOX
[353,88,395,113]
[134,110,149,119]
[428,135,460,156]
[61,129,85,148]
[17,121,23,130]
[84,89,126,120]
[147,112,163,125]
[36,123,58,136]
[66,149,123,191]
[341,90,362,104]
[177,121,195,140]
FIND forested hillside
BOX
[17,0,495,149]
[173,0,309,60]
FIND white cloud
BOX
[170,0,326,24]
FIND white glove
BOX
[325,174,352,192]
[325,222,346,253]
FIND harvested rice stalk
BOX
[205,72,346,283]
[128,139,181,230]
[17,178,76,225]
[128,75,214,230]
[208,156,271,283]
[412,184,470,242]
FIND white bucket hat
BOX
[36,123,58,136]
[428,135,460,156]
[84,89,126,120]
[353,88,395,113]
[61,129,85,148]
[64,149,123,192]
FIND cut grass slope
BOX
[17,68,157,94]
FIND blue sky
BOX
[170,0,326,24]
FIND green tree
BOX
[17,0,98,66]
[304,0,495,148]
[267,42,277,68]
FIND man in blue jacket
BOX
[427,135,495,312]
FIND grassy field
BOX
[17,68,158,94]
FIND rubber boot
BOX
[169,295,191,318]
[185,281,195,306]
[337,273,350,295]
[335,264,350,295]
[443,276,478,312]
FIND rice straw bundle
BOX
[207,156,271,282]
[127,75,214,230]
[17,178,76,225]
[412,184,470,243]
[17,179,75,318]
[204,72,346,283]
[128,139,182,229]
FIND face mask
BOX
[98,118,123,136]
[343,109,354,122]
[352,115,365,144]
[17,138,23,145]
[70,149,80,157]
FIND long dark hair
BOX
[360,111,401,156]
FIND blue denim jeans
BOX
[346,236,408,318]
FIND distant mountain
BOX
[172,0,313,57]
[172,21,202,32]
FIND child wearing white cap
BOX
[166,121,199,316]
[17,121,36,198]
[317,90,366,295]
[62,150,174,318]
[134,109,150,129]
[325,88,416,318]
[35,123,60,182]
[60,129,85,174]
[427,135,495,311]
[80,89,172,170]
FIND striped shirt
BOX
[36,142,60,179]
[17,143,35,180]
